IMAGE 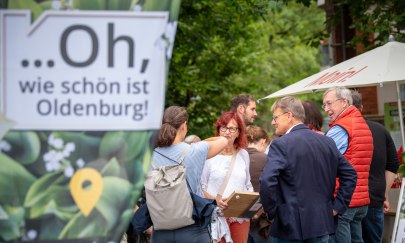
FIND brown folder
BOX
[223,191,262,218]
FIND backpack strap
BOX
[151,144,191,169]
[178,146,191,165]
[152,145,194,191]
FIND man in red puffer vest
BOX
[322,87,373,243]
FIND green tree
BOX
[169,0,326,136]
[319,0,405,48]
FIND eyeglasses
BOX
[219,126,239,133]
[272,112,289,122]
[322,99,342,109]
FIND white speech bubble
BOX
[0,10,169,130]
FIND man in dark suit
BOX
[259,96,357,243]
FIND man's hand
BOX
[384,199,390,214]
[333,209,338,216]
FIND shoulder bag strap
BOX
[216,152,237,199]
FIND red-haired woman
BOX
[201,111,253,243]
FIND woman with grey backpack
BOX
[149,106,228,243]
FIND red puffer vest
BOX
[329,106,373,207]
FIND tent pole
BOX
[395,82,405,150]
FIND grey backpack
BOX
[144,147,194,230]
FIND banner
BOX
[0,0,180,242]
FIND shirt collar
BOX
[286,123,303,134]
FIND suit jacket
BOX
[259,124,357,240]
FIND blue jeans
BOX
[329,205,368,243]
[361,207,384,243]
[269,235,329,243]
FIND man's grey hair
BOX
[323,87,353,105]
[271,96,305,122]
[184,134,200,144]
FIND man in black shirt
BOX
[352,90,399,243]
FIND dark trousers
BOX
[151,223,210,243]
[270,235,329,243]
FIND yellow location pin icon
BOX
[70,168,103,217]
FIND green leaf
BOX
[4,131,40,165]
[0,153,36,206]
[99,131,127,161]
[126,131,149,161]
[71,0,130,10]
[143,0,171,11]
[25,172,64,208]
[0,206,25,241]
[38,1,53,10]
[112,209,134,240]
[71,0,105,10]
[9,0,43,20]
[24,172,75,221]
[95,177,134,230]
[30,214,68,240]
[100,158,121,177]
[398,164,405,177]
[58,210,108,239]
[142,145,152,175]
[99,131,149,164]
[106,0,132,10]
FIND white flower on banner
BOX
[64,165,74,177]
[48,134,63,149]
[76,158,85,168]
[43,134,76,172]
[62,142,75,157]
[51,0,62,9]
[27,230,37,240]
[0,140,11,152]
[43,150,63,171]
[133,4,142,12]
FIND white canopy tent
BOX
[260,40,405,148]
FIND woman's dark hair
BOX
[214,111,247,149]
[157,106,188,147]
[302,100,323,131]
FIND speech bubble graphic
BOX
[0,10,168,131]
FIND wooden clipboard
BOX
[223,191,262,218]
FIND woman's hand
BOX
[216,196,228,211]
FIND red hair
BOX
[214,111,247,149]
